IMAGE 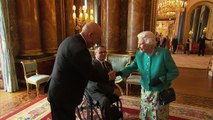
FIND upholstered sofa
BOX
[190,43,199,54]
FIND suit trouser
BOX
[173,45,177,53]
[198,47,205,56]
[98,95,119,120]
[50,101,76,120]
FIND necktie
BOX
[102,61,107,70]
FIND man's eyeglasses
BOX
[98,51,107,54]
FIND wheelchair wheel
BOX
[76,95,90,120]
[111,99,123,120]
[76,95,103,120]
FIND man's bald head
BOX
[80,22,102,48]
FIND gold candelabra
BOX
[203,27,207,34]
[72,5,94,31]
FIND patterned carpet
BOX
[0,87,47,117]
[120,96,213,120]
[1,96,206,120]
[0,97,49,120]
[175,93,213,109]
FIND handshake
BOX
[108,71,123,80]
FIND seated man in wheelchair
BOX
[86,45,122,120]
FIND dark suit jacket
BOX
[47,34,109,106]
[198,36,210,49]
[86,59,116,101]
[172,38,178,46]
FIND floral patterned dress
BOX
[139,86,169,120]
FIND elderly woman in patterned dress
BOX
[116,31,179,119]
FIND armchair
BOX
[21,60,50,97]
[190,43,199,54]
[176,44,184,54]
[107,54,131,94]
[125,71,141,95]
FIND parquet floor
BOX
[0,55,213,118]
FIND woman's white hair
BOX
[137,31,156,47]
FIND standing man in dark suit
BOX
[46,22,116,120]
[198,34,212,56]
[172,36,178,54]
[86,45,121,120]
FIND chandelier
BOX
[158,0,187,19]
[72,5,94,31]
[157,23,167,30]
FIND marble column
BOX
[101,0,120,53]
[119,0,128,53]
[16,0,43,56]
[126,0,145,55]
[55,0,66,42]
[64,0,75,36]
[39,0,59,54]
[144,0,157,32]
[149,0,158,33]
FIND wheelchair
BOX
[76,89,123,120]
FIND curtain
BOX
[0,1,19,92]
[177,10,186,43]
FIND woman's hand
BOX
[149,78,162,87]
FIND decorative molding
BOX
[16,56,55,63]
[43,48,58,54]
[126,50,136,56]
[106,50,119,54]
[19,49,43,56]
